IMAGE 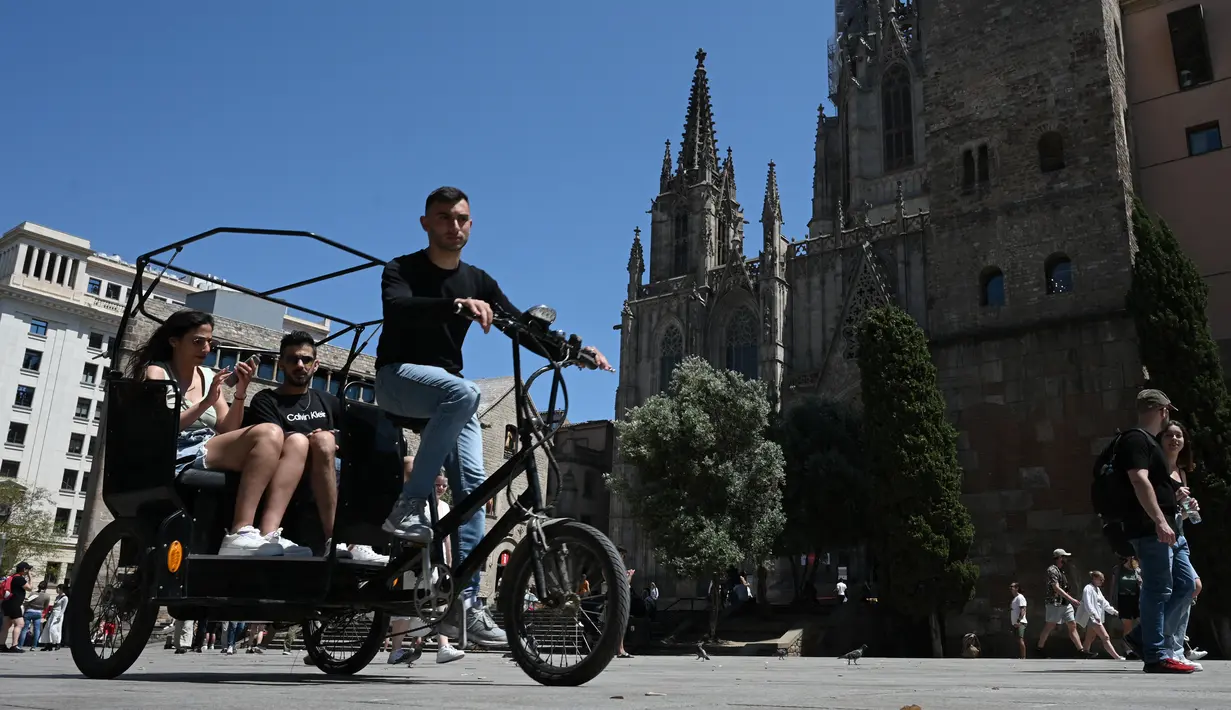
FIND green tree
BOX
[773,397,870,600]
[1126,197,1231,648]
[857,306,979,657]
[607,356,786,639]
[0,482,59,573]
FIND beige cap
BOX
[1053,548,1072,558]
[1137,389,1177,412]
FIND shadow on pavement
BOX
[0,671,526,687]
[1016,668,1138,674]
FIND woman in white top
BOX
[38,584,68,651]
[130,310,312,556]
[1076,570,1124,660]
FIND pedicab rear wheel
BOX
[302,608,388,675]
[68,518,160,679]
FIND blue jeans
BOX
[22,610,42,648]
[225,621,247,648]
[1128,533,1196,663]
[376,363,486,600]
[1166,536,1197,660]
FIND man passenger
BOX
[243,330,385,562]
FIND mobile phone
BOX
[225,355,262,386]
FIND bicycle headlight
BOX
[526,305,557,326]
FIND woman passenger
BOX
[130,309,311,556]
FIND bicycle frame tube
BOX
[382,325,570,593]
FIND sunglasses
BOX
[283,355,317,365]
[189,336,217,349]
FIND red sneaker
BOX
[1144,658,1196,674]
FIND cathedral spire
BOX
[723,146,737,190]
[660,140,673,193]
[627,227,644,301]
[762,160,783,225]
[677,48,719,181]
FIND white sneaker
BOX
[263,528,312,556]
[1188,648,1208,661]
[436,644,465,664]
[350,545,390,564]
[323,539,353,559]
[219,526,283,556]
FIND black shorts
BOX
[1,600,22,620]
[1117,594,1140,621]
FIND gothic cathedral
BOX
[612,0,1144,644]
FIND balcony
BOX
[84,293,125,314]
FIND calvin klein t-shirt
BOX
[245,388,343,436]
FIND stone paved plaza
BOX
[2,651,1229,709]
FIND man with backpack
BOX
[1,561,33,652]
[1102,389,1197,674]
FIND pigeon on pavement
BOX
[839,644,868,665]
[696,642,711,661]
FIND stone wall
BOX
[921,0,1140,649]
[933,316,1142,644]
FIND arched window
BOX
[725,308,759,380]
[882,65,915,171]
[659,325,684,392]
[1038,131,1065,173]
[672,213,689,277]
[1045,254,1073,295]
[980,267,1005,307]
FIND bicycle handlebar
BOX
[469,309,599,370]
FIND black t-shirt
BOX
[375,249,555,374]
[244,388,343,436]
[1113,429,1175,536]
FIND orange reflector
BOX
[167,541,183,573]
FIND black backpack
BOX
[1091,428,1151,556]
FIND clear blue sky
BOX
[1,1,835,423]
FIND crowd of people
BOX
[1,565,69,653]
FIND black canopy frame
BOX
[109,227,388,387]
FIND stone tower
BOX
[647,49,742,287]
[812,0,929,238]
[611,49,790,583]
[919,0,1141,639]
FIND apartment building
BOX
[1123,1,1231,359]
[0,221,329,583]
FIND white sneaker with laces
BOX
[436,644,465,664]
[1188,648,1208,661]
[219,526,283,556]
[350,545,390,564]
[264,528,312,556]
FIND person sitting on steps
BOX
[375,186,613,647]
[132,309,312,556]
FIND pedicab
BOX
[67,227,629,686]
